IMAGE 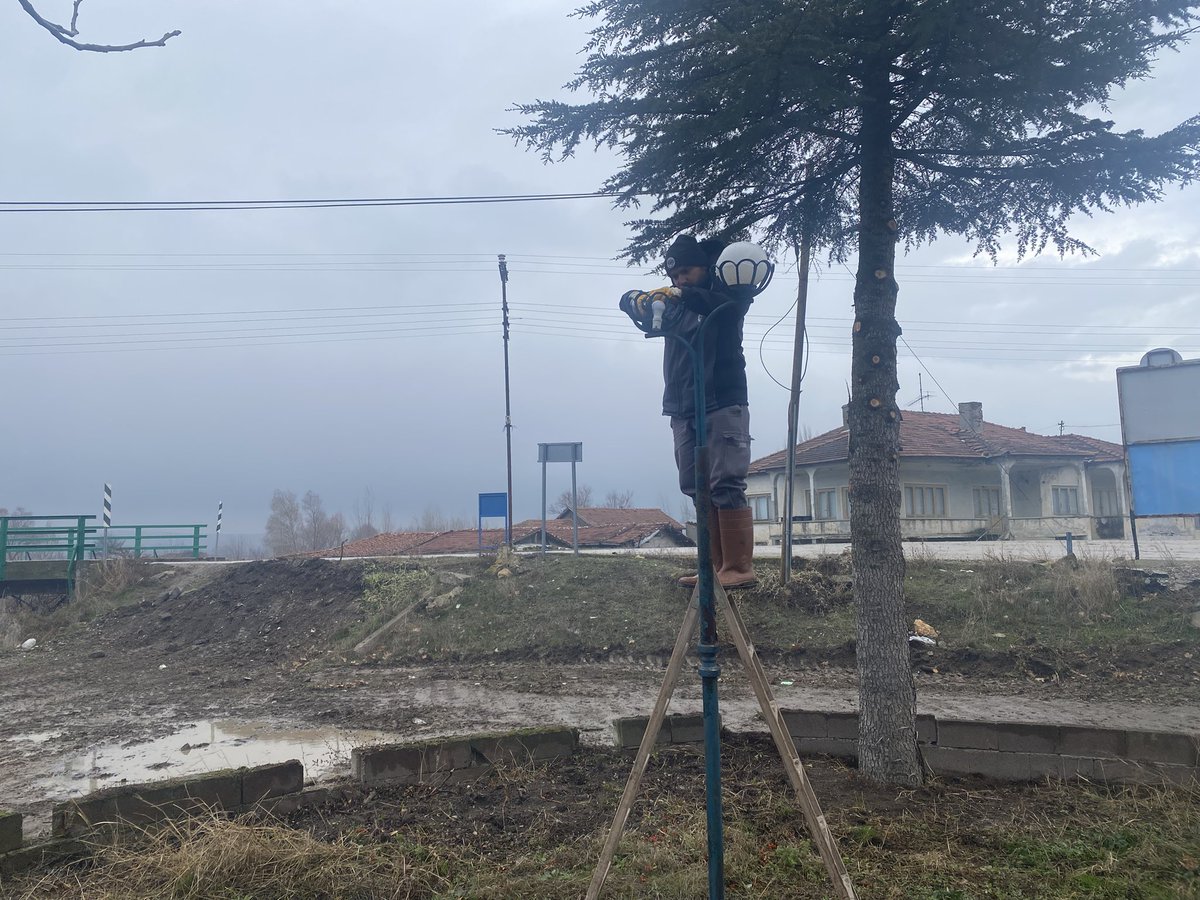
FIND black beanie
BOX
[663,234,711,274]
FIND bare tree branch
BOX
[18,0,180,52]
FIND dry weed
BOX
[1049,558,1122,620]
[18,812,445,900]
[0,600,21,649]
[76,557,148,603]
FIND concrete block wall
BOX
[0,810,22,854]
[351,726,579,786]
[50,760,305,838]
[612,714,711,749]
[4,725,585,879]
[613,709,1199,786]
[1,760,305,878]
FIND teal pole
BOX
[648,279,766,897]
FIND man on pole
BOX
[620,234,757,589]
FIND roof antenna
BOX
[907,373,934,412]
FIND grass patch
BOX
[356,552,1196,668]
[369,554,694,661]
[904,553,1194,652]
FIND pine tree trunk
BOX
[848,50,921,786]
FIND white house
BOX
[746,402,1130,544]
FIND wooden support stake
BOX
[587,583,858,900]
[586,592,700,900]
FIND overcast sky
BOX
[3,1,1199,540]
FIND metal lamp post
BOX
[635,242,774,898]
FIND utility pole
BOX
[499,254,514,550]
[782,239,812,584]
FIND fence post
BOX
[192,525,201,559]
[69,516,87,595]
[75,517,86,563]
[134,526,143,559]
[0,517,8,581]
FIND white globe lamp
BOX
[715,241,774,295]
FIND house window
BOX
[1094,489,1120,517]
[839,486,851,519]
[1052,486,1080,516]
[749,495,773,522]
[815,489,838,520]
[973,487,1001,519]
[904,485,946,518]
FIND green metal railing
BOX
[98,524,207,559]
[1,516,208,593]
[0,515,94,589]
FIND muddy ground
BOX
[2,557,1198,841]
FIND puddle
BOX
[6,731,62,744]
[37,720,400,797]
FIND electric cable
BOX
[0,326,499,357]
[0,191,622,213]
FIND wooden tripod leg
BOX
[585,590,701,900]
[716,583,858,900]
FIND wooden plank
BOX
[586,592,699,900]
[717,583,857,900]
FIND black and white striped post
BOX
[215,501,223,556]
[102,483,112,559]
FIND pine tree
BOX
[509,0,1200,784]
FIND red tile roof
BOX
[326,531,440,557]
[517,520,689,548]
[554,507,683,529]
[327,518,692,557]
[749,410,1123,473]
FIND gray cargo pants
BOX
[670,404,751,510]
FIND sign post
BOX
[537,442,584,555]
[102,482,112,559]
[477,492,508,554]
[1116,348,1200,559]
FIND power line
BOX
[0,191,621,213]
[0,326,499,357]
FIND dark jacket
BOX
[660,282,750,417]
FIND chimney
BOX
[958,401,983,433]
[842,403,850,427]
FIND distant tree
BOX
[301,491,345,551]
[0,507,35,559]
[19,0,180,51]
[380,502,395,534]
[511,0,1200,786]
[264,490,303,556]
[409,506,471,532]
[550,484,593,515]
[351,487,379,541]
[220,535,264,561]
[349,522,379,542]
[0,506,33,525]
[603,489,635,509]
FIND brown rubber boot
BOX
[716,506,757,589]
[678,504,722,587]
